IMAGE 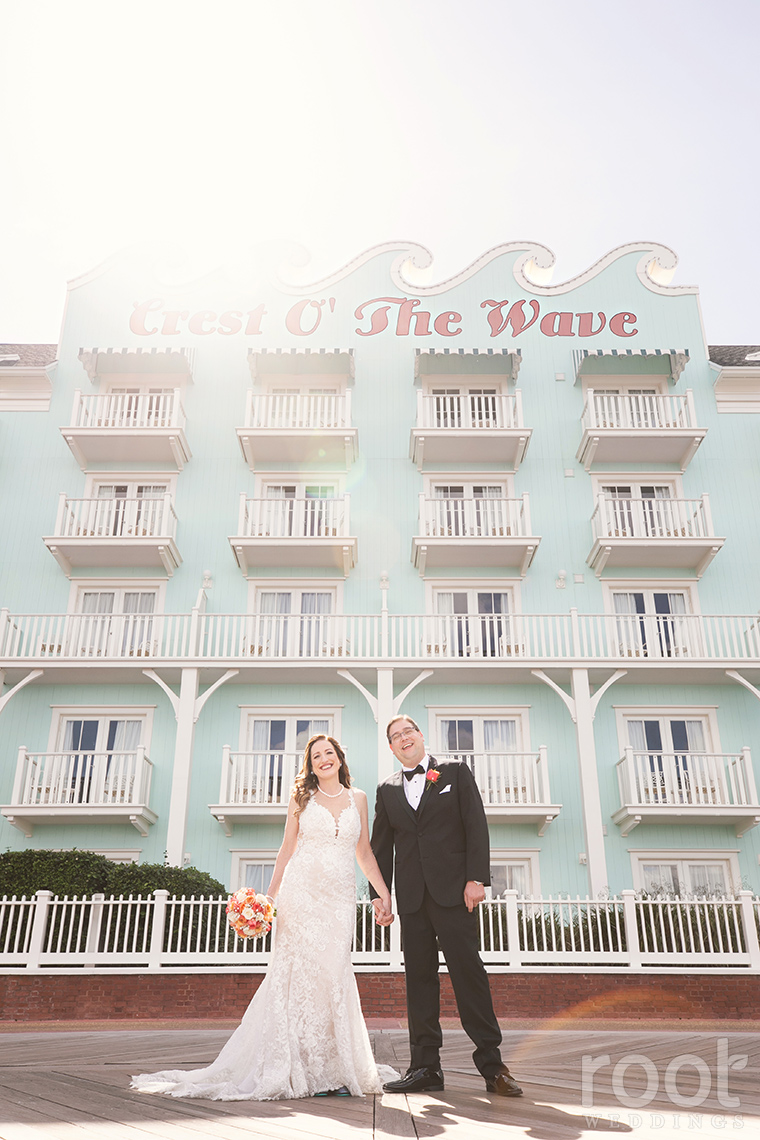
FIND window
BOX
[237,710,336,805]
[619,710,721,805]
[87,481,170,537]
[229,852,277,892]
[50,712,149,805]
[431,709,539,806]
[68,586,160,657]
[260,483,339,537]
[611,588,695,658]
[588,387,662,428]
[103,386,178,427]
[430,482,508,537]
[266,386,341,428]
[429,387,500,428]
[433,588,512,658]
[599,483,677,538]
[255,588,334,657]
[630,851,738,897]
[489,850,540,897]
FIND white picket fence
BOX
[2,890,759,971]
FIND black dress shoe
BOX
[383,1067,445,1093]
[485,1071,523,1097]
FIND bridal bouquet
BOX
[226,888,276,939]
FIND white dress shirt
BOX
[402,754,430,810]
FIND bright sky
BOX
[1,0,757,343]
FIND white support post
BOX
[621,889,642,968]
[738,890,760,970]
[503,890,521,968]
[376,669,395,783]
[571,668,609,896]
[85,893,105,968]
[165,668,199,867]
[27,890,52,970]
[148,889,169,970]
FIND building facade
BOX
[1,240,760,902]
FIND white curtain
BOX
[484,719,517,752]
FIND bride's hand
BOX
[371,896,394,926]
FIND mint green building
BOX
[1,240,759,902]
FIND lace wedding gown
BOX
[132,789,397,1100]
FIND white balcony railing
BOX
[439,749,552,807]
[419,494,531,538]
[582,390,697,432]
[9,746,153,808]
[416,391,521,430]
[238,496,349,538]
[53,494,178,540]
[3,890,760,971]
[591,495,714,540]
[5,611,760,662]
[245,391,351,429]
[71,389,185,430]
[218,749,299,808]
[617,748,759,809]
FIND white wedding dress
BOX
[132,789,397,1100]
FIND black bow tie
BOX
[403,764,425,781]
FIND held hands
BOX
[463,880,486,912]
[371,895,394,927]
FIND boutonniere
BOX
[425,769,441,788]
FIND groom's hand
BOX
[463,880,485,912]
[371,897,394,926]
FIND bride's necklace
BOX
[317,784,345,799]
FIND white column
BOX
[376,668,394,783]
[571,668,608,896]
[165,667,199,867]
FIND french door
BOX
[256,590,333,657]
[57,716,143,803]
[435,590,511,657]
[612,590,694,658]
[69,589,157,657]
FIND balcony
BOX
[237,392,357,469]
[230,495,357,576]
[209,748,299,833]
[1,746,157,837]
[613,748,760,837]
[577,389,706,471]
[61,389,191,470]
[588,495,724,577]
[44,494,181,576]
[443,749,560,833]
[412,494,539,576]
[410,392,531,470]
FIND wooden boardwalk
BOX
[0,1022,758,1139]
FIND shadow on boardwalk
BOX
[0,1022,757,1138]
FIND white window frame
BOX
[229,849,279,892]
[47,705,155,753]
[614,705,721,757]
[629,849,741,896]
[257,474,345,498]
[423,472,513,499]
[84,472,178,498]
[248,578,343,614]
[425,578,519,616]
[488,848,541,898]
[67,578,167,615]
[87,848,141,864]
[601,579,700,616]
[426,706,531,755]
[591,473,684,500]
[237,705,343,753]
[580,375,668,397]
[256,371,349,396]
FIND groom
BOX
[370,714,522,1097]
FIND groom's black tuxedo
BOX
[371,755,506,1079]
[371,757,491,913]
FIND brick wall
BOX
[2,971,759,1022]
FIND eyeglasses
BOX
[389,727,419,744]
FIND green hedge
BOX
[0,849,226,899]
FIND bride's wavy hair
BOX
[293,734,352,817]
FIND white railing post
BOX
[54,492,67,535]
[685,388,696,428]
[503,889,521,967]
[621,889,642,968]
[220,744,232,802]
[189,605,202,657]
[737,890,760,970]
[132,745,147,803]
[419,492,427,535]
[72,389,83,426]
[741,746,758,804]
[537,745,550,802]
[521,492,532,535]
[570,607,580,657]
[702,492,714,536]
[343,388,352,429]
[85,893,105,967]
[586,388,596,428]
[238,492,248,534]
[389,895,403,969]
[27,890,52,970]
[513,388,523,429]
[416,389,424,427]
[148,889,169,970]
[0,607,9,655]
[10,746,27,804]
[161,492,173,536]
[245,388,254,427]
[342,492,350,536]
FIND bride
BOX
[132,735,397,1100]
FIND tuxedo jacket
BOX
[370,757,491,914]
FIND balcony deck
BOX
[410,392,531,469]
[61,390,191,470]
[43,494,181,575]
[588,495,724,576]
[412,494,539,575]
[229,495,357,575]
[237,392,358,468]
[577,389,706,471]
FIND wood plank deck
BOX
[0,1024,757,1139]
